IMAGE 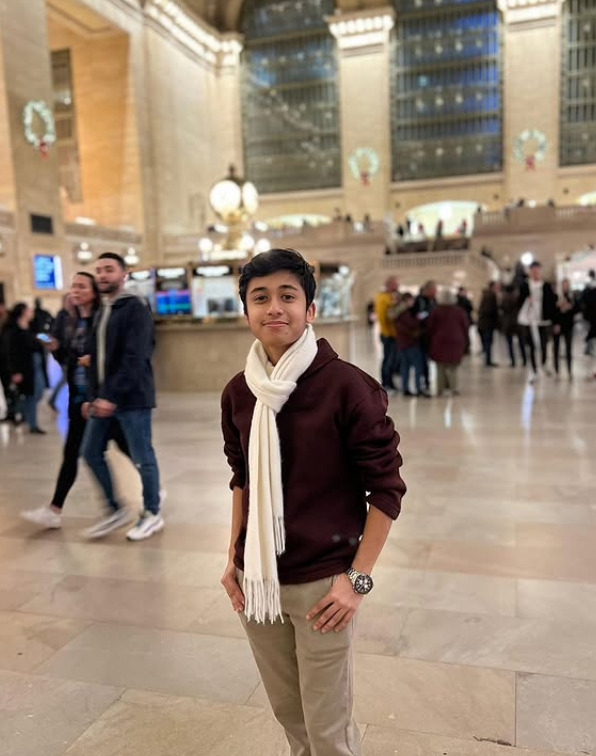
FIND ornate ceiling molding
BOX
[144,0,242,71]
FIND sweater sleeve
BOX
[221,386,246,491]
[344,384,406,520]
[50,310,70,366]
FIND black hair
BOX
[7,302,29,325]
[238,248,316,313]
[98,252,127,270]
[529,260,541,268]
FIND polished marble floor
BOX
[1,329,595,756]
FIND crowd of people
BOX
[374,265,596,394]
[477,263,596,382]
[374,277,471,397]
[0,253,164,542]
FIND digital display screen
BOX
[155,267,191,316]
[191,265,240,318]
[33,255,63,290]
[125,269,156,311]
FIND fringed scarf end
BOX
[244,577,284,625]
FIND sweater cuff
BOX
[368,491,402,521]
[229,473,245,491]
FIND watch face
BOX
[353,573,373,595]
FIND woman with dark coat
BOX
[427,290,470,395]
[553,278,578,379]
[21,272,130,530]
[477,281,501,367]
[6,303,46,433]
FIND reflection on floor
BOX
[1,328,595,756]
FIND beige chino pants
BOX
[238,571,361,756]
[437,363,459,394]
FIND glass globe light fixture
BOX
[255,238,271,255]
[239,234,255,252]
[206,166,268,259]
[520,251,534,267]
[198,237,214,256]
[209,180,242,221]
[75,241,93,263]
[208,165,260,225]
[124,246,140,266]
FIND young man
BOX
[517,261,557,382]
[221,248,406,756]
[81,252,163,541]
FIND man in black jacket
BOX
[81,252,163,541]
[477,281,501,367]
[517,261,557,382]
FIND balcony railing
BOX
[474,204,596,235]
[382,249,479,269]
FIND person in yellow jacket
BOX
[374,276,399,391]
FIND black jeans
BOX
[380,335,398,389]
[505,332,527,367]
[521,325,550,374]
[51,401,130,509]
[553,328,573,375]
[480,328,495,366]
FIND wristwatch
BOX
[345,567,374,595]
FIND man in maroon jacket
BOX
[221,248,406,756]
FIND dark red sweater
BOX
[221,339,406,585]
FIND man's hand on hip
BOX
[306,573,363,633]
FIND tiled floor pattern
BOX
[1,329,595,755]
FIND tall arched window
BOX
[390,0,502,181]
[560,0,596,166]
[240,0,341,193]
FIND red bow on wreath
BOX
[524,154,536,171]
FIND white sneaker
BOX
[83,508,133,540]
[21,506,62,530]
[126,511,164,542]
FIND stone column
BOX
[499,0,565,204]
[0,0,66,303]
[327,8,395,221]
[214,37,244,178]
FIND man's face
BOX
[96,259,126,295]
[386,277,398,292]
[245,270,315,364]
[427,284,437,299]
[529,266,542,282]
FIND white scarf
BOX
[243,324,318,623]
